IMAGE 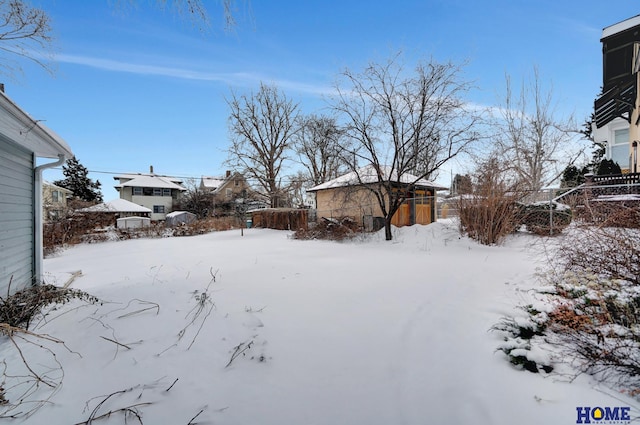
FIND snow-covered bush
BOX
[518,202,572,235]
[498,221,640,393]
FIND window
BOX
[226,188,233,199]
[163,188,171,196]
[153,188,163,196]
[153,205,165,214]
[234,179,239,187]
[51,190,60,203]
[133,187,143,196]
[610,128,630,168]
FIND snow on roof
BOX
[307,165,448,192]
[0,90,73,159]
[602,14,640,39]
[115,175,186,190]
[166,210,196,218]
[78,198,152,213]
[43,180,72,193]
[201,176,226,189]
[114,173,183,183]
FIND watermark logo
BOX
[576,406,631,424]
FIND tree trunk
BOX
[384,218,393,241]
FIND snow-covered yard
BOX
[2,221,638,424]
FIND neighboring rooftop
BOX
[114,175,186,191]
[201,176,227,190]
[77,198,153,213]
[307,165,448,192]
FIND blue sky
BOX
[9,1,640,200]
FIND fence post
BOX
[548,188,553,236]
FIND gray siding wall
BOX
[0,140,34,294]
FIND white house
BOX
[113,168,186,221]
[0,89,73,294]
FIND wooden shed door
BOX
[0,140,35,294]
[391,203,411,227]
[415,204,432,224]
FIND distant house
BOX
[307,165,447,229]
[114,167,186,221]
[43,180,72,221]
[200,171,250,203]
[0,89,73,294]
[200,171,268,214]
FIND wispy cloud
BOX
[54,53,334,96]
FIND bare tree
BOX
[331,53,482,240]
[294,114,348,187]
[0,0,53,76]
[226,83,299,208]
[495,68,580,198]
[179,178,214,218]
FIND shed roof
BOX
[166,210,196,218]
[0,90,73,158]
[307,165,448,192]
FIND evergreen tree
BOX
[53,157,103,203]
[452,173,473,194]
[581,113,606,173]
[596,158,622,176]
[560,164,587,188]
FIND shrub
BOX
[294,216,359,241]
[0,284,99,330]
[518,202,572,235]
[458,196,521,245]
[498,223,640,391]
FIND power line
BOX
[45,166,313,185]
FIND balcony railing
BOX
[589,173,640,185]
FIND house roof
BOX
[0,90,73,159]
[602,14,640,39]
[201,176,226,190]
[307,165,448,192]
[43,180,73,194]
[114,175,186,191]
[78,198,153,213]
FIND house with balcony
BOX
[593,14,640,176]
[555,16,640,217]
[114,167,186,221]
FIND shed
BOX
[116,216,151,229]
[0,90,73,294]
[165,211,197,227]
[307,165,447,228]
